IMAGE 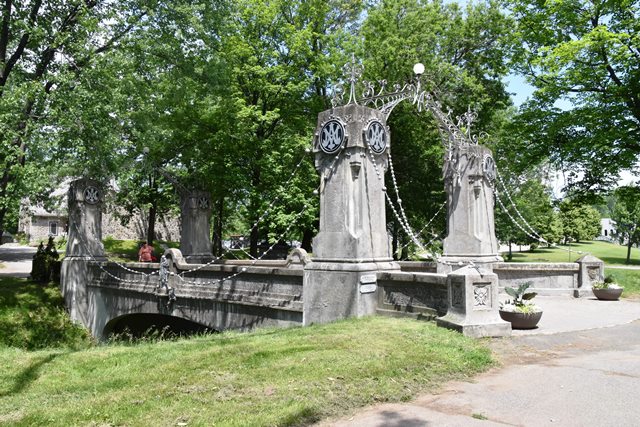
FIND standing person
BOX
[138,242,154,262]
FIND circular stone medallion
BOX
[483,155,496,182]
[319,120,345,154]
[197,196,210,209]
[83,186,100,204]
[365,120,387,154]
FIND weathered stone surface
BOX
[65,178,105,258]
[61,178,107,325]
[179,190,213,262]
[376,271,448,318]
[576,254,605,297]
[303,104,399,325]
[438,145,502,273]
[437,265,511,338]
[493,262,579,296]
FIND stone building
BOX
[18,188,180,244]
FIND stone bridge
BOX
[61,66,604,340]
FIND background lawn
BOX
[507,240,640,266]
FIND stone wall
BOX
[102,208,180,242]
[493,262,579,296]
[376,271,448,318]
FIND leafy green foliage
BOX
[559,200,601,243]
[0,278,93,350]
[611,185,640,264]
[506,0,640,194]
[361,0,514,257]
[504,282,537,306]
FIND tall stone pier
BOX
[180,190,213,263]
[436,145,510,337]
[60,178,107,325]
[303,104,399,325]
[438,144,502,274]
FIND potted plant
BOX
[592,275,624,301]
[499,282,543,329]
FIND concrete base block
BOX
[436,265,511,338]
[303,260,399,326]
[573,287,593,298]
[437,315,511,338]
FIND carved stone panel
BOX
[473,283,491,310]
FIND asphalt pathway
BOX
[321,298,640,427]
[0,243,35,278]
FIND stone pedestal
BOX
[438,145,502,274]
[61,178,107,324]
[576,254,605,297]
[436,265,511,338]
[303,104,399,325]
[180,190,213,263]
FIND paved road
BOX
[321,301,640,427]
[0,243,35,278]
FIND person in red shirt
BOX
[138,243,154,262]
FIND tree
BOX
[506,0,640,194]
[611,185,640,264]
[215,0,363,256]
[559,200,601,243]
[360,0,515,257]
[495,177,562,259]
[0,0,151,240]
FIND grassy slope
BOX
[0,279,93,350]
[0,317,492,426]
[507,240,640,297]
[0,276,492,426]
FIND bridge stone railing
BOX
[79,248,309,339]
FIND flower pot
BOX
[592,288,623,301]
[499,310,543,329]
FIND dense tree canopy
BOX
[506,0,640,194]
[1,0,635,257]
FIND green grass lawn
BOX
[507,240,640,266]
[0,277,493,426]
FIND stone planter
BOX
[592,288,623,301]
[499,310,543,329]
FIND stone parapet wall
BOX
[493,262,579,296]
[376,271,448,318]
[66,248,310,339]
[102,210,180,242]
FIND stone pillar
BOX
[436,265,511,337]
[179,190,213,263]
[576,254,605,297]
[438,145,503,273]
[303,104,399,325]
[61,178,107,325]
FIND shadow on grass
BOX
[0,352,64,397]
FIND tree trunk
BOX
[212,197,224,256]
[392,219,399,261]
[301,228,313,252]
[627,239,632,264]
[508,241,513,261]
[147,203,156,245]
[250,221,259,258]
